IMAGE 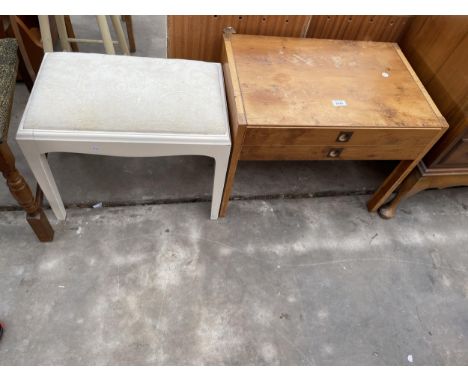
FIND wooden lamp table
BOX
[219,33,448,216]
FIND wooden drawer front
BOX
[240,145,422,161]
[243,127,437,147]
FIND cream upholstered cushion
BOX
[22,52,229,135]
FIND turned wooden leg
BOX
[123,16,136,53]
[378,167,427,219]
[0,142,54,242]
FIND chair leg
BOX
[17,141,66,221]
[210,147,230,220]
[96,15,116,54]
[38,15,54,53]
[54,15,72,52]
[111,15,130,55]
[0,142,54,241]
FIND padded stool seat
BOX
[17,52,231,221]
[23,53,229,135]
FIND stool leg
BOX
[110,15,130,55]
[210,147,230,220]
[17,141,66,221]
[96,15,116,54]
[38,15,54,52]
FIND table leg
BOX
[377,167,426,219]
[219,126,245,217]
[367,160,421,212]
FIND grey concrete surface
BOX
[1,189,468,365]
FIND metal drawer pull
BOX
[336,131,353,142]
[327,148,343,158]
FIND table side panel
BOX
[219,36,247,216]
[222,37,247,143]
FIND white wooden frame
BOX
[16,126,231,220]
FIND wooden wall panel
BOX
[399,16,468,169]
[306,16,411,42]
[168,15,310,61]
[168,15,411,62]
[400,16,468,84]
[424,34,468,119]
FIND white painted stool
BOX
[16,52,231,220]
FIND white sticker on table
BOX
[332,100,347,107]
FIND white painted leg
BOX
[96,15,116,54]
[210,147,230,220]
[17,141,66,221]
[38,15,54,53]
[54,15,72,52]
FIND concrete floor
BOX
[1,190,468,365]
[1,16,468,365]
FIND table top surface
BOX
[226,34,446,129]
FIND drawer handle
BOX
[327,148,343,158]
[336,131,353,142]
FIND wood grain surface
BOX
[219,33,448,215]
[400,16,468,85]
[243,127,437,147]
[240,145,424,161]
[168,15,310,61]
[229,34,443,129]
[306,16,411,42]
[167,15,412,61]
[401,16,468,169]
